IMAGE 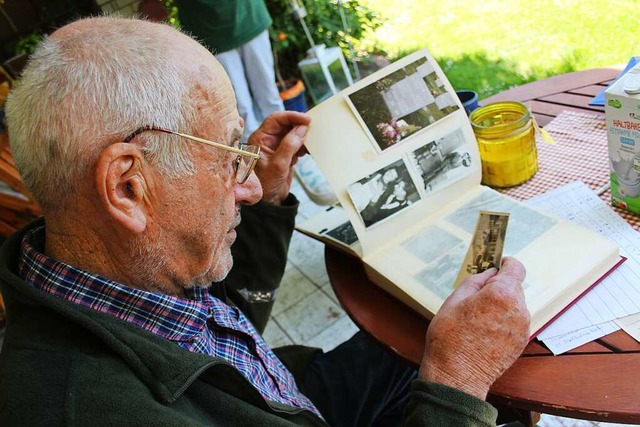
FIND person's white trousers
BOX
[215,30,284,140]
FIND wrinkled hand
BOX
[419,257,530,400]
[248,111,311,205]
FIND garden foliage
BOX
[267,0,382,81]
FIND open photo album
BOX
[296,49,623,338]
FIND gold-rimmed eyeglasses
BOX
[124,126,260,184]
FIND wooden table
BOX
[325,66,640,425]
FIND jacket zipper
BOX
[168,359,326,425]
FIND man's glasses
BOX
[124,126,260,184]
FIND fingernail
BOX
[296,125,308,137]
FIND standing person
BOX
[176,0,337,207]
[176,0,283,141]
[176,0,338,207]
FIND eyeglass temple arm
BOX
[171,131,260,159]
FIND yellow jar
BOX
[470,101,538,187]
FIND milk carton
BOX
[605,64,640,215]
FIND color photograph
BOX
[346,56,459,151]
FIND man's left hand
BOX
[248,111,311,205]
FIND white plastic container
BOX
[605,64,640,214]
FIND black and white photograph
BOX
[402,224,463,263]
[348,159,420,228]
[410,128,472,192]
[465,211,509,275]
[324,221,359,246]
[445,190,557,255]
[346,56,459,151]
[414,244,467,301]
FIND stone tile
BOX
[537,414,603,426]
[287,230,329,286]
[304,316,359,352]
[271,263,319,317]
[296,200,327,221]
[291,178,330,220]
[321,281,339,305]
[262,318,294,349]
[275,288,344,343]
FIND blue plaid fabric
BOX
[18,226,320,417]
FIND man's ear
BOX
[95,143,149,234]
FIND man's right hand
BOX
[418,257,530,400]
[248,111,310,206]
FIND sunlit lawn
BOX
[358,0,640,99]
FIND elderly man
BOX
[0,17,530,426]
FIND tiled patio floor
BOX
[263,178,637,427]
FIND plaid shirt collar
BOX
[18,225,221,342]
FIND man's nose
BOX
[235,171,262,206]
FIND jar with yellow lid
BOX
[470,101,538,187]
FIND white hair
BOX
[5,17,201,212]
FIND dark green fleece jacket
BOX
[0,207,497,426]
[223,197,300,333]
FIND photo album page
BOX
[300,50,482,258]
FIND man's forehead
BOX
[188,65,241,141]
[189,83,238,124]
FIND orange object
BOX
[0,81,9,108]
[277,79,305,101]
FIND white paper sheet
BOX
[524,181,640,353]
[615,312,640,342]
[541,321,620,355]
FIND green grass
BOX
[357,0,640,99]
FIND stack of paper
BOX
[527,181,640,354]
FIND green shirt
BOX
[176,0,272,54]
